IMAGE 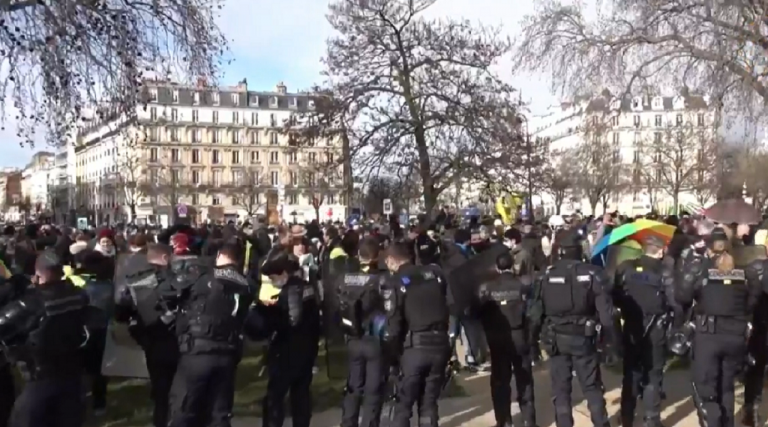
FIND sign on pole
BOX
[383,199,393,215]
[77,217,88,230]
[177,204,188,218]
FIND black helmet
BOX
[667,321,695,356]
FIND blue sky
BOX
[0,0,556,168]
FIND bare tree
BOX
[511,0,768,109]
[364,176,401,215]
[301,0,521,217]
[5,0,228,145]
[230,168,267,217]
[114,135,148,221]
[144,153,191,218]
[636,124,719,214]
[573,117,626,214]
[297,158,342,222]
[542,149,574,215]
[732,147,768,211]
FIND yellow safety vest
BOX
[63,265,73,280]
[330,247,347,260]
[68,274,94,288]
[245,241,252,274]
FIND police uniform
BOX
[528,232,618,427]
[676,249,762,427]
[743,257,768,426]
[1,278,89,427]
[476,272,536,427]
[168,264,256,427]
[383,264,451,427]
[339,262,389,427]
[114,256,180,427]
[613,254,676,427]
[262,275,321,427]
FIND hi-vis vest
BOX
[0,260,12,279]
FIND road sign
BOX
[177,204,188,218]
[383,199,393,215]
[77,217,88,230]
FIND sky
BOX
[0,0,556,168]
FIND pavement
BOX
[231,363,765,427]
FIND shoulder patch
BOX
[548,276,566,284]
[343,273,370,287]
[576,275,591,282]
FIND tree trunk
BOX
[314,207,320,222]
[673,191,680,215]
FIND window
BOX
[171,108,178,122]
[633,132,640,145]
[251,113,258,126]
[191,194,198,205]
[231,93,239,105]
[212,92,220,105]
[308,152,317,163]
[676,114,683,125]
[307,173,316,187]
[270,151,279,164]
[171,169,180,184]
[150,169,158,183]
[148,127,158,141]
[655,115,662,127]
[697,113,705,126]
[232,131,240,144]
[327,194,335,205]
[270,171,279,186]
[150,148,158,162]
[612,133,619,146]
[232,150,240,164]
[270,97,278,108]
[212,170,221,186]
[270,114,277,127]
[654,132,662,145]
[169,128,179,142]
[192,170,200,184]
[288,152,297,164]
[270,133,278,145]
[150,108,157,121]
[290,172,298,185]
[250,151,259,164]
[232,112,239,124]
[171,149,180,162]
[633,115,641,126]
[288,194,298,204]
[326,152,334,163]
[250,132,260,145]
[212,150,220,164]
[212,130,221,143]
[191,129,201,143]
[232,196,240,206]
[172,90,179,103]
[192,149,200,164]
[232,170,242,185]
[250,171,261,185]
[193,92,200,105]
[212,196,221,205]
[149,89,158,101]
[192,110,199,123]
[212,111,218,124]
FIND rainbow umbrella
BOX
[590,219,676,259]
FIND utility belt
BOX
[694,314,751,337]
[403,330,449,349]
[179,334,243,354]
[545,316,598,337]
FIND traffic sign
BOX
[177,204,188,217]
[383,199,393,215]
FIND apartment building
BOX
[20,152,55,219]
[75,79,347,224]
[530,89,721,216]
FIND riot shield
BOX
[101,252,150,379]
[733,245,768,268]
[447,243,508,316]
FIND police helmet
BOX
[667,330,691,356]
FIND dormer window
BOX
[609,99,620,110]
[193,92,200,105]
[652,97,662,109]
[289,98,298,108]
[172,90,179,103]
[149,89,158,102]
[270,97,278,107]
[632,97,642,110]
[231,93,239,105]
[250,95,260,106]
[212,92,220,106]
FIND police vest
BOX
[622,261,667,316]
[125,271,165,326]
[338,271,384,337]
[697,268,749,317]
[178,268,254,353]
[70,274,114,329]
[400,268,450,333]
[542,265,593,317]
[479,279,526,330]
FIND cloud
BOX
[217,0,557,111]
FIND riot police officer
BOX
[114,243,179,427]
[677,227,762,427]
[2,251,89,427]
[261,247,321,427]
[528,230,619,427]
[613,236,677,427]
[167,242,256,427]
[476,251,536,427]
[339,237,389,427]
[381,242,452,427]
[743,230,768,427]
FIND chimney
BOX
[196,77,207,88]
[276,82,287,94]
[237,78,247,91]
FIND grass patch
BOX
[98,342,465,427]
